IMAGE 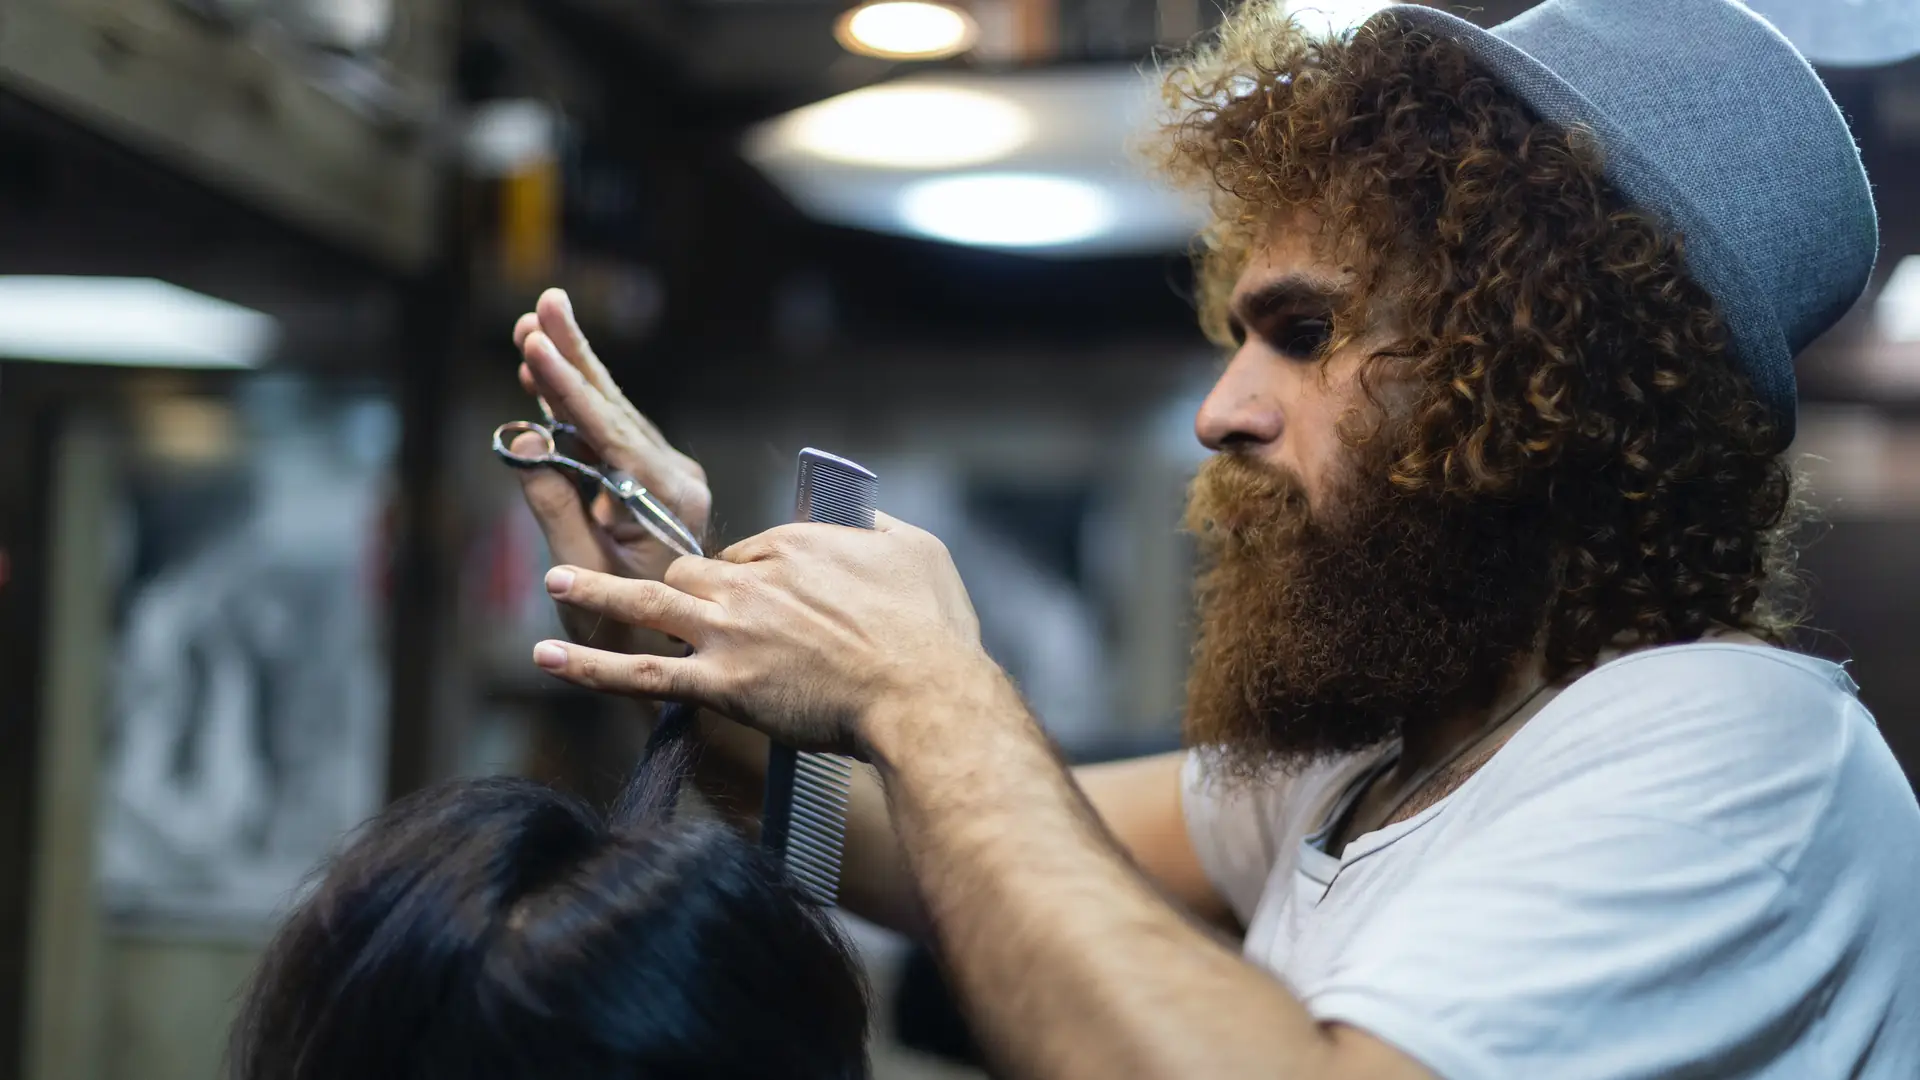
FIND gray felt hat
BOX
[1373,0,1879,446]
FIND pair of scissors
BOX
[492,399,705,559]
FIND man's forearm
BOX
[861,661,1347,1080]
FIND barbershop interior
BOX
[0,1,1915,1078]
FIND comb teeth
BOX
[783,753,854,903]
[796,449,878,530]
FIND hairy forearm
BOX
[863,662,1342,1080]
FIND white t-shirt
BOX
[1181,643,1920,1080]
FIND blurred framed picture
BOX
[95,377,396,931]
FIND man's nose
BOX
[1195,349,1285,451]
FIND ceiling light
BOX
[1874,255,1920,342]
[0,277,278,369]
[764,84,1031,169]
[1285,0,1394,39]
[745,69,1207,256]
[897,173,1115,249]
[836,1,978,61]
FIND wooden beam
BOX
[0,0,451,271]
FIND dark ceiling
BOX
[537,0,1552,117]
[502,0,1920,399]
[4,0,1918,402]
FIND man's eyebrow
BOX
[1226,274,1349,338]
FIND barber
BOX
[507,2,1920,1077]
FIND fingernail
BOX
[534,642,568,670]
[557,289,576,324]
[546,567,575,595]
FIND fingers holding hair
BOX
[716,522,827,565]
[544,567,721,644]
[532,640,710,702]
[662,555,738,600]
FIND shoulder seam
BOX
[1590,643,1842,685]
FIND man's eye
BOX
[1278,318,1332,359]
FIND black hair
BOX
[227,733,870,1080]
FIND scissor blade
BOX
[611,477,704,559]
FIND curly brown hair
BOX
[1152,6,1804,681]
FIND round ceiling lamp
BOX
[772,85,1031,169]
[897,173,1115,249]
[835,1,979,61]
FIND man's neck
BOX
[1396,652,1552,781]
[1327,652,1558,853]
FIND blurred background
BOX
[0,0,1914,1077]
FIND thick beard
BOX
[1182,446,1552,784]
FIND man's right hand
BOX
[511,287,712,654]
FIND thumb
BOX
[515,458,607,573]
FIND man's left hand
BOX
[531,512,994,753]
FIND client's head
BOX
[228,749,870,1080]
